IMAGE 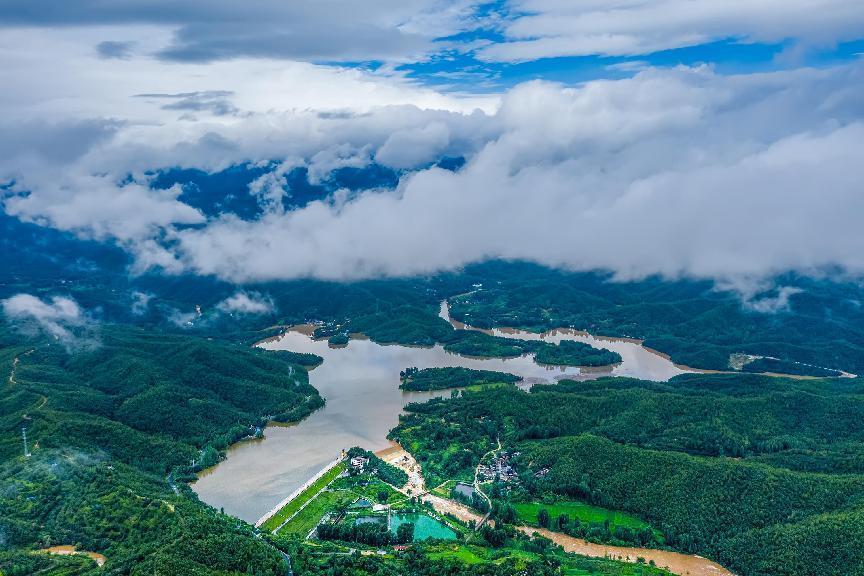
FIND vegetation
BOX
[275,489,356,536]
[513,500,654,534]
[439,331,622,368]
[346,447,409,488]
[327,333,349,346]
[450,486,490,513]
[399,367,521,391]
[740,357,841,377]
[0,452,286,575]
[533,340,622,367]
[0,325,323,469]
[275,350,324,368]
[277,536,675,576]
[4,219,864,576]
[317,519,414,546]
[442,261,864,375]
[440,331,529,358]
[391,372,864,575]
[527,501,659,547]
[260,463,347,532]
[0,322,323,574]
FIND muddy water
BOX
[520,527,735,576]
[193,301,688,523]
[439,301,690,382]
[41,545,107,567]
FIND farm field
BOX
[276,489,356,535]
[261,463,347,532]
[513,500,655,533]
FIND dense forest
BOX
[532,341,622,367]
[0,321,320,575]
[399,367,521,391]
[442,262,864,375]
[390,373,864,576]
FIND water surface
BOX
[391,513,457,541]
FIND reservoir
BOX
[193,301,688,522]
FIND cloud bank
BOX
[129,65,864,285]
[0,0,480,63]
[216,292,276,315]
[480,0,864,61]
[2,294,96,349]
[0,18,862,293]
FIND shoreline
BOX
[197,302,854,520]
[441,299,855,380]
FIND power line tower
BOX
[22,427,31,458]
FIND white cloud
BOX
[0,26,495,127]
[479,0,864,62]
[216,292,276,315]
[375,122,451,169]
[2,294,95,348]
[4,178,205,242]
[0,18,862,297]
[163,65,864,285]
[130,291,153,316]
[0,1,484,64]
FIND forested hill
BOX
[442,262,864,375]
[391,373,864,576]
[0,322,321,575]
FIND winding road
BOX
[473,436,501,529]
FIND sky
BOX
[1,0,863,294]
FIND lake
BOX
[193,301,688,522]
[390,513,457,541]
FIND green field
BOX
[331,474,406,505]
[425,544,487,564]
[513,500,653,532]
[277,489,356,536]
[424,544,672,575]
[261,463,347,532]
[431,479,458,498]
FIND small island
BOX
[328,333,350,346]
[399,367,522,391]
[533,340,622,367]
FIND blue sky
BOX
[395,38,864,90]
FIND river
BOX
[192,301,688,523]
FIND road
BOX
[473,436,501,529]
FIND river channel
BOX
[193,301,688,522]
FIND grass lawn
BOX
[425,544,486,564]
[276,489,356,536]
[332,475,406,505]
[431,479,458,498]
[261,463,347,532]
[513,500,654,533]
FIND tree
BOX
[556,514,569,531]
[395,522,415,544]
[481,526,506,547]
[538,508,550,528]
